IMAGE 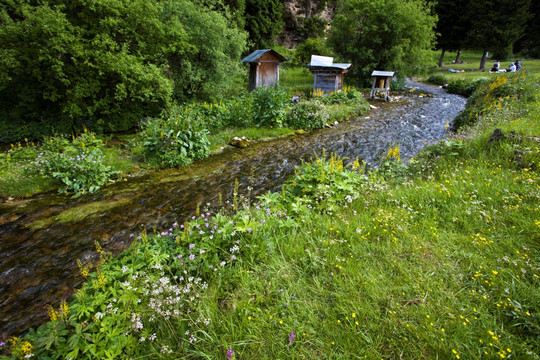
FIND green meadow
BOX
[3,63,539,359]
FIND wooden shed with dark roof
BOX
[241,49,288,92]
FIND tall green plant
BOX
[251,86,290,128]
[35,133,119,195]
[328,0,437,86]
[138,115,210,168]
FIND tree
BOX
[328,0,437,85]
[0,0,247,142]
[466,0,531,69]
[244,0,283,49]
[434,0,470,67]
[514,0,540,58]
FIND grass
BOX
[427,49,540,82]
[7,74,539,359]
[208,127,296,152]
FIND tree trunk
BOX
[455,50,461,63]
[438,49,446,68]
[479,50,488,70]
[306,0,312,19]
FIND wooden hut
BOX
[369,70,395,100]
[241,49,288,92]
[307,55,351,94]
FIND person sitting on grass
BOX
[507,62,516,72]
[515,60,522,71]
[490,60,500,72]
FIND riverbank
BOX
[0,81,465,341]
[2,75,538,358]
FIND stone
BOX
[489,128,505,143]
[229,136,250,148]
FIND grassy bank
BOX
[428,50,540,81]
[2,73,538,359]
[0,85,368,198]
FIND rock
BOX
[369,104,378,109]
[334,121,339,125]
[291,96,301,104]
[489,128,505,143]
[229,136,250,148]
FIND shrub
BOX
[281,152,367,214]
[453,73,532,130]
[286,101,329,130]
[292,37,334,67]
[138,115,210,167]
[0,0,247,143]
[426,74,448,86]
[35,132,119,195]
[445,78,490,97]
[251,85,290,128]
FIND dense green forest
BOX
[1,0,537,144]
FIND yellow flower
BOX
[60,299,69,318]
[47,305,58,321]
[352,313,356,318]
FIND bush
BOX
[426,74,448,86]
[138,115,210,167]
[0,0,247,143]
[286,101,329,130]
[444,78,484,97]
[453,73,532,130]
[35,132,119,195]
[282,152,367,214]
[251,85,291,128]
[292,37,334,67]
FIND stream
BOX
[0,80,466,338]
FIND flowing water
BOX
[0,81,465,338]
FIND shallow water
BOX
[0,81,465,338]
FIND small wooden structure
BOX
[241,49,288,92]
[369,70,395,100]
[307,55,351,94]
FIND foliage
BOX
[162,0,247,102]
[434,0,470,54]
[426,74,448,86]
[444,78,490,97]
[250,85,291,128]
[34,133,119,195]
[328,0,437,86]
[297,16,328,40]
[292,37,334,67]
[281,152,367,214]
[137,115,210,168]
[244,0,283,49]
[0,0,247,143]
[286,101,329,130]
[453,73,534,129]
[465,0,532,65]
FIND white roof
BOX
[371,70,395,77]
[309,55,334,67]
[308,55,351,69]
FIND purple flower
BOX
[227,348,234,360]
[189,254,195,260]
[189,244,195,249]
[288,331,296,345]
[0,342,5,347]
[177,254,183,259]
[246,228,252,233]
